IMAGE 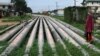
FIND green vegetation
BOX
[94,30,100,39]
[53,16,100,39]
[9,37,28,56]
[0,41,8,54]
[30,40,38,56]
[43,41,54,56]
[14,0,32,15]
[56,42,68,56]
[52,16,84,30]
[2,15,32,22]
[82,45,100,56]
[53,16,100,56]
[8,31,31,56]
[64,40,83,56]
[64,7,87,23]
[9,46,25,56]
[0,25,9,31]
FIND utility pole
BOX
[74,0,76,6]
[74,0,79,21]
[56,2,58,9]
[48,5,50,11]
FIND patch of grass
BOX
[0,46,7,54]
[8,36,29,56]
[92,41,100,49]
[0,25,9,31]
[64,40,83,56]
[82,45,100,56]
[94,30,100,39]
[53,16,100,56]
[0,41,8,53]
[8,29,31,56]
[2,15,32,22]
[52,16,84,30]
[29,40,38,56]
[43,41,54,56]
[9,46,25,56]
[56,42,68,56]
[0,41,7,46]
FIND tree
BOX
[12,0,32,15]
[15,0,27,15]
[25,7,32,13]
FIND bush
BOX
[64,7,88,23]
[2,15,32,22]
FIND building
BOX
[82,0,100,14]
[82,0,100,27]
[0,0,14,18]
[51,9,64,16]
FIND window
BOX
[3,5,5,8]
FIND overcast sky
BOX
[0,0,83,12]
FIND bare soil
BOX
[0,19,19,26]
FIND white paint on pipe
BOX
[0,23,26,41]
[0,18,37,56]
[0,23,19,34]
[48,19,79,47]
[38,18,44,56]
[8,27,24,44]
[56,19,100,43]
[43,19,58,56]
[45,18,72,56]
[47,18,89,56]
[24,18,39,56]
[49,17,100,53]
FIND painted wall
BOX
[57,9,64,16]
[85,2,100,13]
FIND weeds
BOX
[43,41,54,56]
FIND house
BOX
[54,9,64,16]
[50,9,64,16]
[82,0,100,27]
[82,0,100,13]
[0,0,14,18]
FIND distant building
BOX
[82,0,100,27]
[82,0,100,13]
[51,9,64,16]
[0,0,14,18]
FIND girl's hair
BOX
[87,7,93,15]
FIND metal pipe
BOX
[0,23,20,34]
[0,22,26,41]
[38,18,44,56]
[47,18,89,56]
[49,17,100,53]
[45,18,72,56]
[24,18,39,56]
[0,17,36,42]
[56,18,100,43]
[48,18,79,46]
[8,27,24,44]
[43,18,58,56]
[0,18,37,56]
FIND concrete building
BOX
[50,9,64,16]
[54,9,64,16]
[0,0,14,18]
[82,0,100,14]
[82,0,100,27]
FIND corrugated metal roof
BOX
[85,0,100,2]
[0,0,13,5]
[0,3,13,5]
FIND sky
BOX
[0,0,83,12]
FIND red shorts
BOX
[85,32,93,42]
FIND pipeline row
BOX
[0,15,100,56]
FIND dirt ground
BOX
[0,19,19,26]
